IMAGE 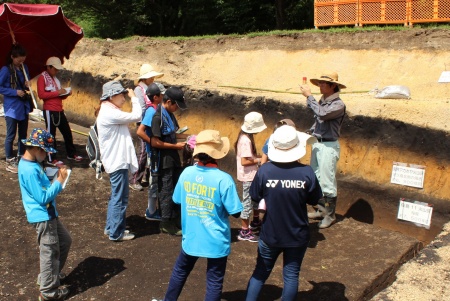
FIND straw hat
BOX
[310,72,346,89]
[276,118,295,128]
[21,128,57,153]
[241,112,267,134]
[138,64,164,80]
[192,130,230,160]
[268,126,317,163]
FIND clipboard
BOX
[45,167,72,189]
[176,126,188,134]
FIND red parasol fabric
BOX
[0,3,83,79]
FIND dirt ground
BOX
[0,117,428,301]
[1,28,450,300]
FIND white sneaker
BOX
[116,232,135,241]
[109,231,135,241]
[104,229,130,236]
[6,161,18,173]
[129,183,143,191]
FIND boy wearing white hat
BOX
[245,125,322,301]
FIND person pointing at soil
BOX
[299,72,346,229]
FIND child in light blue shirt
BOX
[18,128,71,301]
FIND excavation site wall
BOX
[58,31,450,216]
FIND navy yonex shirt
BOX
[250,161,322,247]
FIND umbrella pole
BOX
[21,64,39,110]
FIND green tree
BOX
[3,0,314,38]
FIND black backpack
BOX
[86,123,103,179]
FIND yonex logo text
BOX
[265,179,306,189]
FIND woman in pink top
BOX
[234,112,266,242]
[37,57,82,166]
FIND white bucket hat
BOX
[268,126,317,163]
[241,112,267,134]
[138,64,164,80]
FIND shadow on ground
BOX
[65,256,126,298]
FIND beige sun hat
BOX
[310,71,346,89]
[138,64,164,80]
[192,130,230,160]
[241,112,267,134]
[46,57,65,70]
[268,125,317,163]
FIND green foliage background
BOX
[2,0,314,38]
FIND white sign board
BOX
[438,71,450,83]
[391,162,425,188]
[397,199,433,228]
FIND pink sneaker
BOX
[237,229,258,242]
[47,159,64,167]
[67,155,83,162]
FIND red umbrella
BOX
[0,3,83,79]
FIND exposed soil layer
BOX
[1,29,450,300]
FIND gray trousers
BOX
[35,218,72,296]
[310,140,340,198]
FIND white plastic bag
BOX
[375,85,411,99]
[29,109,43,122]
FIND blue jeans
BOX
[246,240,308,301]
[164,249,228,301]
[5,116,28,158]
[105,169,129,240]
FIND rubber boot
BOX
[308,198,326,219]
[160,220,182,236]
[318,197,337,229]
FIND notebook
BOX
[45,167,72,189]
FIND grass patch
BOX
[111,23,450,42]
[135,45,145,52]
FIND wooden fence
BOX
[314,0,450,27]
